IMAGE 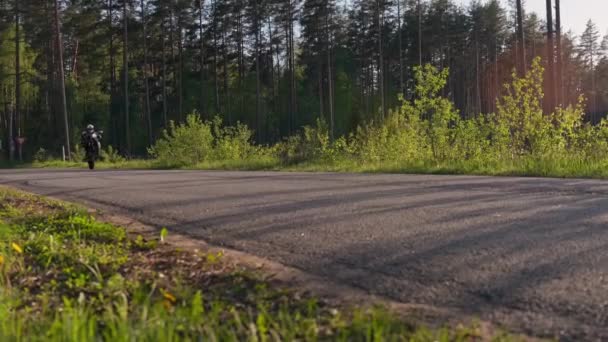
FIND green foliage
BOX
[100,146,125,163]
[211,117,255,161]
[149,114,262,167]
[71,144,85,162]
[275,58,608,177]
[0,26,38,112]
[24,58,608,181]
[346,64,458,165]
[148,114,215,167]
[277,118,339,164]
[33,148,49,163]
[160,227,168,243]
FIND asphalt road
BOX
[2,169,608,340]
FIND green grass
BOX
[26,154,608,181]
[0,187,522,341]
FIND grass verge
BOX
[0,187,522,341]
[24,155,608,180]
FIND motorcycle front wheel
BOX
[88,160,95,170]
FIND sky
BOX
[454,0,608,38]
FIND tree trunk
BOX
[140,0,152,146]
[72,40,79,79]
[123,0,130,155]
[8,102,14,162]
[221,21,229,124]
[318,58,324,120]
[545,0,555,111]
[268,18,275,101]
[161,13,168,127]
[109,0,117,144]
[44,0,54,130]
[212,0,219,114]
[255,0,261,143]
[199,0,206,117]
[54,0,71,159]
[289,0,297,132]
[285,21,292,134]
[418,0,422,66]
[516,0,526,75]
[555,0,563,106]
[178,22,184,122]
[397,0,404,94]
[377,0,385,118]
[475,33,481,116]
[326,9,334,141]
[15,0,21,161]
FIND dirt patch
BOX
[0,189,69,218]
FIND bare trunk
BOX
[15,0,21,161]
[326,9,334,141]
[71,40,80,80]
[178,23,184,122]
[268,19,275,102]
[285,23,292,133]
[555,0,563,106]
[377,0,385,118]
[417,0,422,66]
[161,13,168,127]
[494,40,499,112]
[545,0,555,111]
[397,0,404,94]
[221,22,228,124]
[109,0,117,144]
[8,102,14,161]
[475,33,481,116]
[289,1,297,130]
[516,0,526,75]
[160,10,169,128]
[254,0,261,143]
[123,0,130,155]
[212,0,219,113]
[54,0,71,159]
[141,0,152,145]
[199,0,206,116]
[318,59,324,119]
[169,8,175,96]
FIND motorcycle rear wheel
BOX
[88,160,95,170]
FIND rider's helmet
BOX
[86,124,94,133]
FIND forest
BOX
[0,0,607,161]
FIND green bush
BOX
[100,145,125,163]
[277,118,336,164]
[211,117,255,161]
[33,148,49,163]
[71,144,85,162]
[142,57,608,177]
[148,114,214,167]
[149,114,258,167]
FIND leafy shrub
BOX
[149,114,258,167]
[33,148,49,163]
[148,114,214,167]
[145,58,608,176]
[277,118,343,164]
[211,117,255,161]
[100,145,125,163]
[349,64,457,165]
[71,144,85,162]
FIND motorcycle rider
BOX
[81,124,102,156]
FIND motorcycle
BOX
[82,130,103,170]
